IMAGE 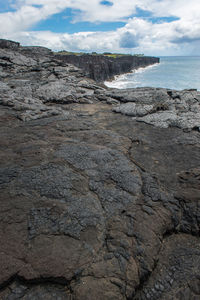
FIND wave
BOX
[104,63,159,89]
[132,63,160,74]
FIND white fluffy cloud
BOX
[0,0,200,55]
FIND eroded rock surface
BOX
[112,87,200,131]
[0,40,103,122]
[0,39,200,300]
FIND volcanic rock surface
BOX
[0,39,200,300]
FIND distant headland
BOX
[0,38,159,82]
[55,51,160,82]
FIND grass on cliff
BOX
[56,51,144,58]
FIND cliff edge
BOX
[55,53,159,82]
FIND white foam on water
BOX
[104,63,159,89]
[132,63,159,74]
[104,79,129,89]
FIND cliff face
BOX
[0,39,200,300]
[0,39,159,82]
[55,53,159,82]
[0,38,20,50]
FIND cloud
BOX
[119,32,139,48]
[0,0,200,55]
[0,0,142,27]
[172,36,200,44]
[5,30,120,53]
[0,2,68,33]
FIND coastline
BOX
[105,56,200,90]
[104,63,160,88]
[55,52,160,82]
[0,39,200,300]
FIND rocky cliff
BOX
[55,53,159,82]
[0,39,200,300]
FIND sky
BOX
[0,0,200,55]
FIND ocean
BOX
[104,56,200,91]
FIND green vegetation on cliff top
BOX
[56,51,144,58]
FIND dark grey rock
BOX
[0,39,20,50]
[112,88,200,130]
[0,38,200,300]
[55,54,159,82]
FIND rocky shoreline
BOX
[0,39,200,300]
[55,53,159,82]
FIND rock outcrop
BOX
[111,87,200,131]
[55,53,159,82]
[0,39,200,300]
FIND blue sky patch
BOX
[135,7,152,18]
[32,5,43,9]
[30,5,179,35]
[0,2,15,13]
[126,7,179,24]
[150,16,180,23]
[31,8,125,33]
[100,1,113,6]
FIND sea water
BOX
[104,56,200,90]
